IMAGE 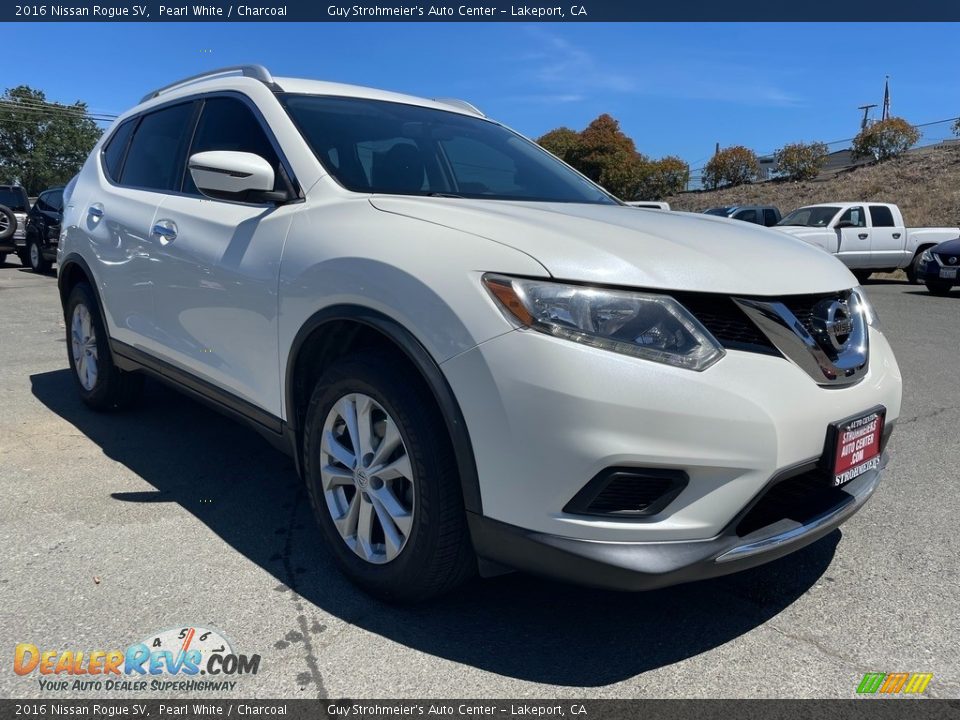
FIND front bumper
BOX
[469,457,886,591]
[918,258,959,285]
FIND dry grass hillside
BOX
[666,143,960,227]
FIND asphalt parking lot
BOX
[1,260,958,700]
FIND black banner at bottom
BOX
[3,699,960,720]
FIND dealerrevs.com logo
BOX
[14,626,261,692]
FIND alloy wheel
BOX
[320,393,415,564]
[71,303,99,391]
[30,242,40,268]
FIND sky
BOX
[5,22,960,174]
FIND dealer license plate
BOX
[830,408,885,487]
[940,267,958,280]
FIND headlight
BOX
[920,248,934,263]
[853,286,880,328]
[482,274,724,371]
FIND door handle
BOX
[858,233,868,240]
[151,220,178,243]
[892,232,901,239]
[88,205,103,219]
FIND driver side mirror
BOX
[188,151,289,204]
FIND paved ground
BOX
[0,260,957,700]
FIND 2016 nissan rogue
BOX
[58,66,902,601]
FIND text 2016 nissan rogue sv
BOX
[58,66,902,601]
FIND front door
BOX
[147,95,297,417]
[836,206,872,268]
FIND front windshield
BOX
[777,206,840,227]
[280,95,617,204]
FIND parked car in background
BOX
[0,184,31,265]
[626,201,670,210]
[775,202,960,283]
[704,205,781,227]
[915,237,960,295]
[22,186,65,273]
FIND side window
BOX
[184,96,283,195]
[102,119,136,183]
[763,209,778,226]
[869,205,896,227]
[35,192,52,213]
[838,206,866,228]
[735,209,758,224]
[120,103,195,191]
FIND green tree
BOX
[537,126,581,164]
[636,155,690,198]
[703,146,760,189]
[774,141,829,181]
[852,117,919,161]
[0,85,102,195]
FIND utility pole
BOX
[882,76,891,120]
[858,104,877,130]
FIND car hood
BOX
[934,236,960,255]
[370,197,855,295]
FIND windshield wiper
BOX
[426,192,466,199]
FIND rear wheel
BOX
[302,353,474,602]
[65,282,144,410]
[28,238,52,274]
[925,280,953,296]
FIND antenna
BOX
[858,104,877,130]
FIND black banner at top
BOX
[4,0,960,21]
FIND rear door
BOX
[868,204,907,267]
[82,103,196,353]
[733,208,760,225]
[836,205,872,267]
[148,94,297,417]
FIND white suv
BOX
[58,66,902,601]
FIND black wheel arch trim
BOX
[58,253,117,364]
[286,305,483,515]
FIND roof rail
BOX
[433,97,485,117]
[140,64,282,103]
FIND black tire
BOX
[925,280,953,297]
[302,352,474,602]
[853,270,872,284]
[0,205,15,242]
[0,252,6,265]
[17,248,30,266]
[65,282,144,411]
[27,237,52,274]
[906,249,928,285]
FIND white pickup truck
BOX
[775,202,960,283]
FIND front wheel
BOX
[906,250,927,285]
[28,238,52,274]
[65,282,144,410]
[925,280,953,296]
[302,353,474,602]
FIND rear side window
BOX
[183,96,283,195]
[102,119,136,182]
[763,209,778,226]
[735,209,758,224]
[120,103,195,191]
[0,188,28,212]
[869,205,896,227]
